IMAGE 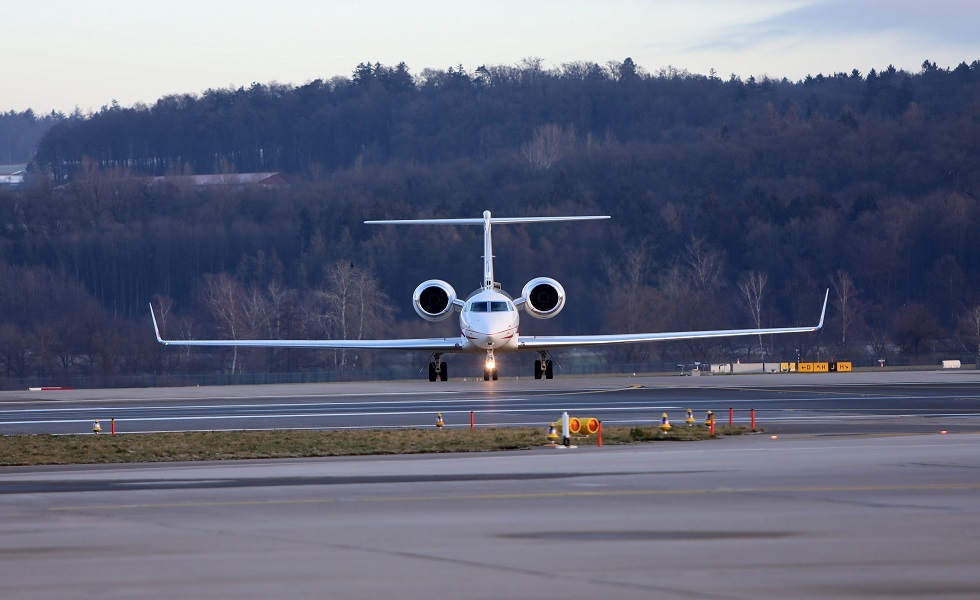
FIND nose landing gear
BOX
[483,350,498,381]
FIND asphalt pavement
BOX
[2,371,980,598]
[1,369,979,435]
[2,429,979,599]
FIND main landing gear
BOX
[534,351,554,380]
[427,354,448,382]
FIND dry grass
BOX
[0,424,749,466]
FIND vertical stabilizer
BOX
[482,210,494,290]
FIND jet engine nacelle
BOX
[413,279,458,321]
[520,277,565,319]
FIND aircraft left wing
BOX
[517,289,829,350]
[150,305,464,352]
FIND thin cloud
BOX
[694,0,979,54]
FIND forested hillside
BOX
[2,58,980,386]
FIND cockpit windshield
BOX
[468,301,513,312]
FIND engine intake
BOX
[413,280,458,321]
[520,277,565,319]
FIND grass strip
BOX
[0,424,750,466]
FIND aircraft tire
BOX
[428,363,437,382]
[534,360,542,379]
[439,362,448,382]
[545,360,554,379]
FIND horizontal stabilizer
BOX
[365,215,609,225]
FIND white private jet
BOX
[151,211,827,381]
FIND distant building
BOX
[150,172,288,187]
[0,164,27,188]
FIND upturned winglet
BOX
[816,288,829,330]
[149,303,166,344]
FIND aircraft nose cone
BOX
[467,329,494,348]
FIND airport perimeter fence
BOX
[3,355,975,391]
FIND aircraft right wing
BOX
[517,289,829,350]
[150,305,464,352]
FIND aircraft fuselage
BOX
[459,289,520,352]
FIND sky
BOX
[4,0,979,115]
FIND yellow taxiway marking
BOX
[50,482,980,512]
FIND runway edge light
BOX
[562,411,571,447]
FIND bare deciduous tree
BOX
[317,262,393,370]
[657,237,730,361]
[521,124,575,170]
[830,270,863,354]
[737,271,768,358]
[602,241,662,363]
[956,305,980,368]
[893,303,943,356]
[602,241,652,332]
[684,236,724,293]
[196,273,247,373]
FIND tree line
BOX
[0,109,69,165]
[29,59,980,182]
[0,57,979,386]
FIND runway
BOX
[3,371,980,599]
[2,370,980,435]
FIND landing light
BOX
[486,359,495,369]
